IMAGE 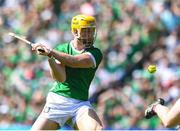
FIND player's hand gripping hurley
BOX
[145,98,165,119]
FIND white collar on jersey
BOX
[70,41,85,53]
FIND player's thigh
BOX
[75,109,103,130]
[31,116,60,130]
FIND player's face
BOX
[79,28,95,40]
[73,27,96,47]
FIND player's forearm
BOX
[48,58,66,82]
[51,49,80,67]
[154,105,173,127]
[50,49,90,68]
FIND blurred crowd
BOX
[0,0,179,130]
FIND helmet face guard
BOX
[71,15,97,47]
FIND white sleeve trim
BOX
[55,59,61,64]
[84,52,96,68]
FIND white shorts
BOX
[40,92,93,127]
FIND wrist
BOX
[152,104,159,113]
[47,48,53,58]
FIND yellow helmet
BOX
[71,14,97,47]
[71,14,96,32]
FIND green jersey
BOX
[50,42,103,101]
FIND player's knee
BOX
[84,124,103,130]
[90,121,103,130]
[76,121,103,130]
[164,123,172,128]
[96,124,103,130]
[164,121,174,128]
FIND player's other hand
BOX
[145,98,165,119]
[32,43,51,56]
